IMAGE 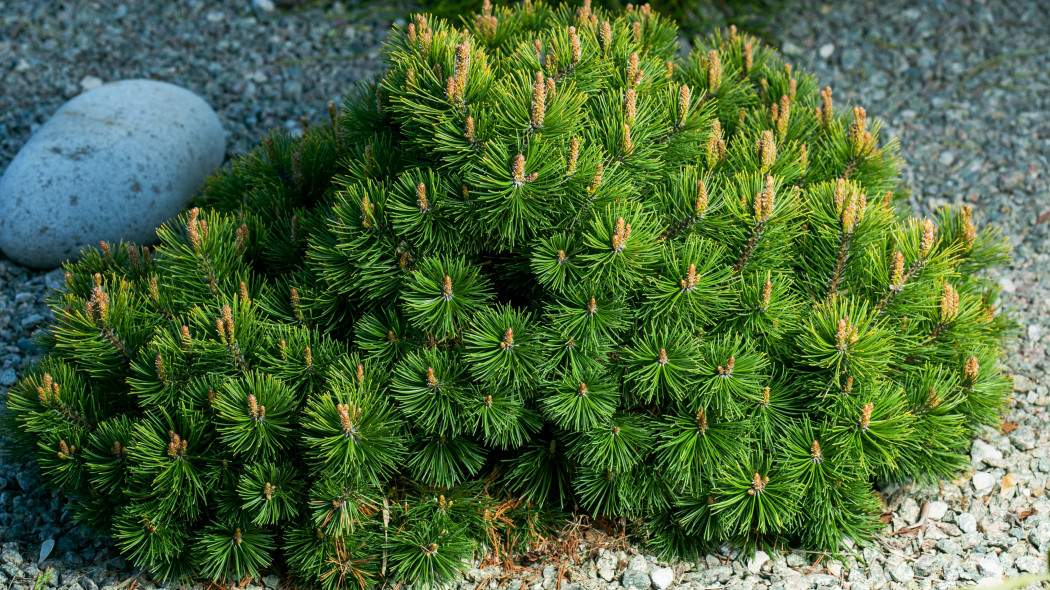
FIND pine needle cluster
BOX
[5,1,1013,588]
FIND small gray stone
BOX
[262,575,280,588]
[958,512,979,534]
[972,471,996,494]
[0,80,225,269]
[650,567,673,590]
[622,570,651,590]
[786,552,808,568]
[596,550,617,582]
[926,501,949,520]
[747,551,770,574]
[1,549,24,566]
[977,554,1003,577]
[82,579,99,590]
[0,368,16,386]
[819,43,835,58]
[1016,555,1044,574]
[1029,522,1050,548]
[887,561,914,583]
[783,577,815,590]
[38,538,54,563]
[252,0,276,12]
[971,440,1004,466]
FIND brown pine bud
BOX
[600,21,611,52]
[512,154,527,186]
[263,482,274,501]
[588,163,604,191]
[621,123,634,157]
[222,305,235,339]
[611,217,631,252]
[657,348,668,366]
[567,137,580,177]
[961,205,977,248]
[624,89,637,124]
[556,249,567,264]
[964,356,979,384]
[235,223,249,256]
[577,382,589,397]
[427,367,438,389]
[632,21,641,44]
[706,120,726,168]
[920,218,936,256]
[680,263,698,291]
[155,354,167,383]
[465,115,476,142]
[627,52,640,87]
[811,440,823,463]
[677,85,691,127]
[501,328,515,349]
[586,297,597,314]
[859,403,873,431]
[305,346,312,368]
[337,403,353,435]
[820,87,833,125]
[455,42,470,94]
[248,394,261,420]
[695,409,708,433]
[776,94,790,139]
[531,72,546,128]
[187,208,202,251]
[569,26,581,66]
[234,528,243,545]
[758,129,776,171]
[707,50,722,92]
[939,283,959,323]
[442,275,453,300]
[760,280,772,310]
[747,472,768,495]
[835,317,856,353]
[695,180,709,216]
[761,386,770,407]
[849,107,870,157]
[743,41,753,73]
[889,251,904,291]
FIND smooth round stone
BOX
[0,80,225,268]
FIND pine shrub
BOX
[5,1,1014,588]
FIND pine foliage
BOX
[5,1,1014,588]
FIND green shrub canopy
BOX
[6,1,1012,588]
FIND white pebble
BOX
[971,440,1003,466]
[972,471,996,494]
[819,43,835,58]
[747,550,771,574]
[1028,323,1043,342]
[252,0,276,12]
[958,512,978,534]
[938,151,955,167]
[926,501,949,520]
[650,567,674,590]
[978,554,1004,576]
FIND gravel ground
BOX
[1,0,1049,589]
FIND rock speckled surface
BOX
[0,80,225,268]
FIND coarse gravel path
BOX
[1,1,1048,590]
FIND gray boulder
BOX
[0,79,225,268]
